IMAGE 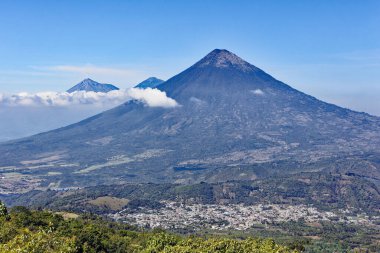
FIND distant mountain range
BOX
[67,78,119,93]
[0,77,167,143]
[67,77,165,92]
[135,77,164,89]
[0,49,379,193]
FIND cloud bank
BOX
[0,88,178,108]
[0,88,178,142]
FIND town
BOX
[111,201,378,231]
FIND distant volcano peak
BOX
[135,77,164,89]
[195,49,254,71]
[67,78,119,93]
[82,78,95,82]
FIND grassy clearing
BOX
[88,196,130,211]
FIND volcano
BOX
[1,49,379,188]
[67,78,119,93]
[135,77,164,89]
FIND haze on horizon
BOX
[0,0,379,116]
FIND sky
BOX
[0,0,379,115]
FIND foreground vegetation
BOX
[7,173,378,251]
[0,201,298,253]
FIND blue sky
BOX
[0,0,379,115]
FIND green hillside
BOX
[0,201,298,253]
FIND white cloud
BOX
[128,88,178,108]
[251,89,264,95]
[189,97,206,106]
[0,88,178,108]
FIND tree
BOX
[0,201,8,217]
[0,229,77,253]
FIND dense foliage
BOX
[0,201,298,253]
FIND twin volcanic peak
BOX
[67,78,119,93]
[67,77,165,93]
[0,49,379,188]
